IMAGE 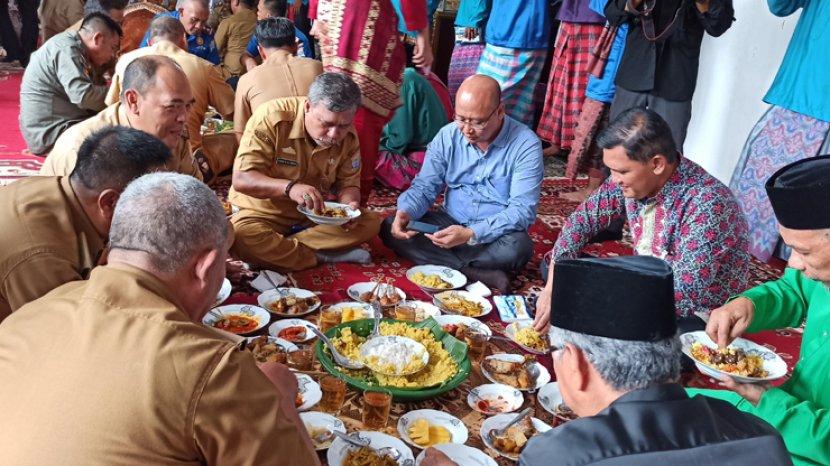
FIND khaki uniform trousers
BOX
[231,209,381,271]
[195,132,239,182]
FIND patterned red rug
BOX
[0,70,42,184]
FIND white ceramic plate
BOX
[268,318,319,343]
[397,409,468,449]
[414,443,497,466]
[348,282,407,307]
[406,265,467,293]
[504,320,551,355]
[394,300,442,322]
[212,278,232,308]
[300,411,346,450]
[680,331,787,383]
[244,335,298,352]
[201,304,270,335]
[295,373,322,412]
[480,415,552,461]
[297,201,361,226]
[359,336,429,376]
[433,291,492,318]
[433,314,492,337]
[257,288,321,317]
[327,431,414,466]
[480,354,551,392]
[467,383,524,415]
[537,382,565,416]
[326,301,374,322]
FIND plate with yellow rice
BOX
[504,320,551,355]
[407,265,467,293]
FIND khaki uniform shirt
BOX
[39,102,203,181]
[106,40,235,150]
[234,50,323,136]
[20,31,108,155]
[0,264,320,465]
[0,176,105,321]
[229,97,361,222]
[38,0,84,41]
[214,8,257,77]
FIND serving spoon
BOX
[310,326,365,370]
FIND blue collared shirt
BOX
[140,11,221,65]
[485,0,550,49]
[245,27,314,60]
[397,116,543,244]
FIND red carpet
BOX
[0,69,43,184]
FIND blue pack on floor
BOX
[494,295,533,323]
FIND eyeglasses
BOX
[454,105,499,131]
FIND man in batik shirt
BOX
[534,108,750,331]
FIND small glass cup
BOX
[287,345,315,371]
[362,389,392,430]
[319,375,347,414]
[318,306,342,334]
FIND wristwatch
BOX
[466,230,478,246]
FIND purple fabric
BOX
[557,0,605,24]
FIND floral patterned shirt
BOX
[552,157,750,317]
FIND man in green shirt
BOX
[689,155,830,466]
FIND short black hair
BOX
[80,12,123,37]
[255,17,295,49]
[121,55,182,100]
[596,107,678,164]
[84,0,128,15]
[71,126,171,192]
[239,0,258,9]
[262,0,288,17]
[148,14,186,42]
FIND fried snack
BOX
[492,417,536,455]
[411,271,452,290]
[267,294,319,315]
[438,293,484,317]
[319,206,348,218]
[690,342,768,378]
[514,326,549,352]
[482,355,538,389]
[245,335,287,363]
[343,447,398,466]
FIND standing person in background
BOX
[1,0,38,66]
[603,0,734,149]
[241,0,314,71]
[447,0,490,102]
[309,0,432,201]
[729,0,830,262]
[536,0,606,157]
[476,0,549,128]
[214,0,258,81]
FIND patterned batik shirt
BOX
[552,157,750,317]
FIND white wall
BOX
[683,1,800,184]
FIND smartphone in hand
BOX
[407,221,440,234]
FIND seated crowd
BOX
[2,1,827,464]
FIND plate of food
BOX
[300,411,346,450]
[211,278,232,308]
[387,300,442,323]
[268,318,319,343]
[348,281,406,308]
[359,335,430,376]
[414,443,497,466]
[258,288,321,317]
[537,382,578,421]
[467,383,524,415]
[406,265,467,293]
[504,320,550,355]
[398,409,468,449]
[327,431,414,466]
[434,314,492,338]
[244,335,298,363]
[202,304,270,335]
[433,291,492,318]
[480,414,552,461]
[316,318,471,401]
[480,354,551,391]
[295,373,322,412]
[681,331,787,383]
[328,302,375,322]
[298,201,361,226]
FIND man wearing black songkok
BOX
[689,155,830,466]
[422,255,791,466]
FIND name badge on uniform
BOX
[351,157,361,170]
[196,36,204,46]
[276,158,299,167]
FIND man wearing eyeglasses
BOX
[380,74,543,293]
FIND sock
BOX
[315,248,372,265]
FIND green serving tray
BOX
[315,317,471,401]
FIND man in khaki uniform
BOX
[41,55,203,181]
[234,17,322,141]
[0,127,171,322]
[231,73,381,271]
[215,0,258,78]
[39,0,85,41]
[64,0,128,33]
[107,15,236,180]
[0,173,319,465]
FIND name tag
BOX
[276,158,299,167]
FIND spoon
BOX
[311,428,335,446]
[333,432,403,461]
[309,326,365,370]
[489,407,532,443]
[368,300,383,340]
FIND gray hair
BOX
[121,55,184,100]
[108,173,228,273]
[307,72,362,113]
[549,326,681,392]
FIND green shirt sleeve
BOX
[741,268,813,332]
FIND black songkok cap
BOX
[550,256,677,342]
[766,155,830,230]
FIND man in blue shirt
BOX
[381,75,543,292]
[139,0,220,65]
[241,0,313,72]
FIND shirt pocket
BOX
[273,146,301,180]
[482,175,511,205]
